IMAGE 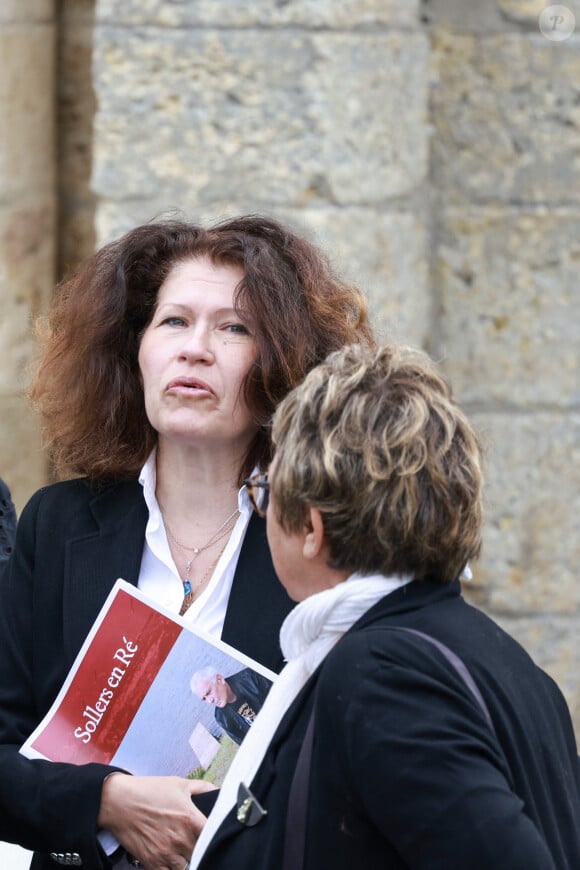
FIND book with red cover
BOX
[20,579,275,783]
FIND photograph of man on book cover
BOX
[191,666,272,744]
[21,582,275,788]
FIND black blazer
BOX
[0,477,17,566]
[0,478,293,870]
[199,580,580,870]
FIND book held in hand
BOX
[20,579,276,785]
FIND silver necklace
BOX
[163,508,239,598]
[164,507,239,555]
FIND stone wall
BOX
[0,0,577,734]
[92,0,431,346]
[0,0,56,511]
[426,0,580,730]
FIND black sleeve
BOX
[0,489,122,869]
[0,478,17,565]
[191,789,219,815]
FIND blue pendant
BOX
[183,580,192,596]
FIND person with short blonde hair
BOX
[192,343,580,870]
[270,342,483,583]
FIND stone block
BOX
[498,0,580,25]
[423,0,506,31]
[0,0,53,25]
[431,31,580,204]
[95,200,168,246]
[282,208,430,346]
[465,412,580,614]
[95,0,420,29]
[435,208,580,407]
[0,23,55,199]
[497,0,548,17]
[0,201,55,390]
[92,28,429,208]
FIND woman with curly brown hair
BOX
[0,215,374,870]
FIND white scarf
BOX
[190,572,413,867]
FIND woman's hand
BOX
[98,773,217,870]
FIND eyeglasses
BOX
[244,472,270,518]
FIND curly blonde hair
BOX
[271,343,484,583]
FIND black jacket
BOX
[0,477,16,566]
[199,579,580,870]
[0,478,293,869]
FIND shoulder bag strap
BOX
[282,705,316,870]
[395,627,496,734]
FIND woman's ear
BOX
[303,507,325,560]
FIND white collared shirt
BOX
[137,450,254,638]
[103,456,256,864]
